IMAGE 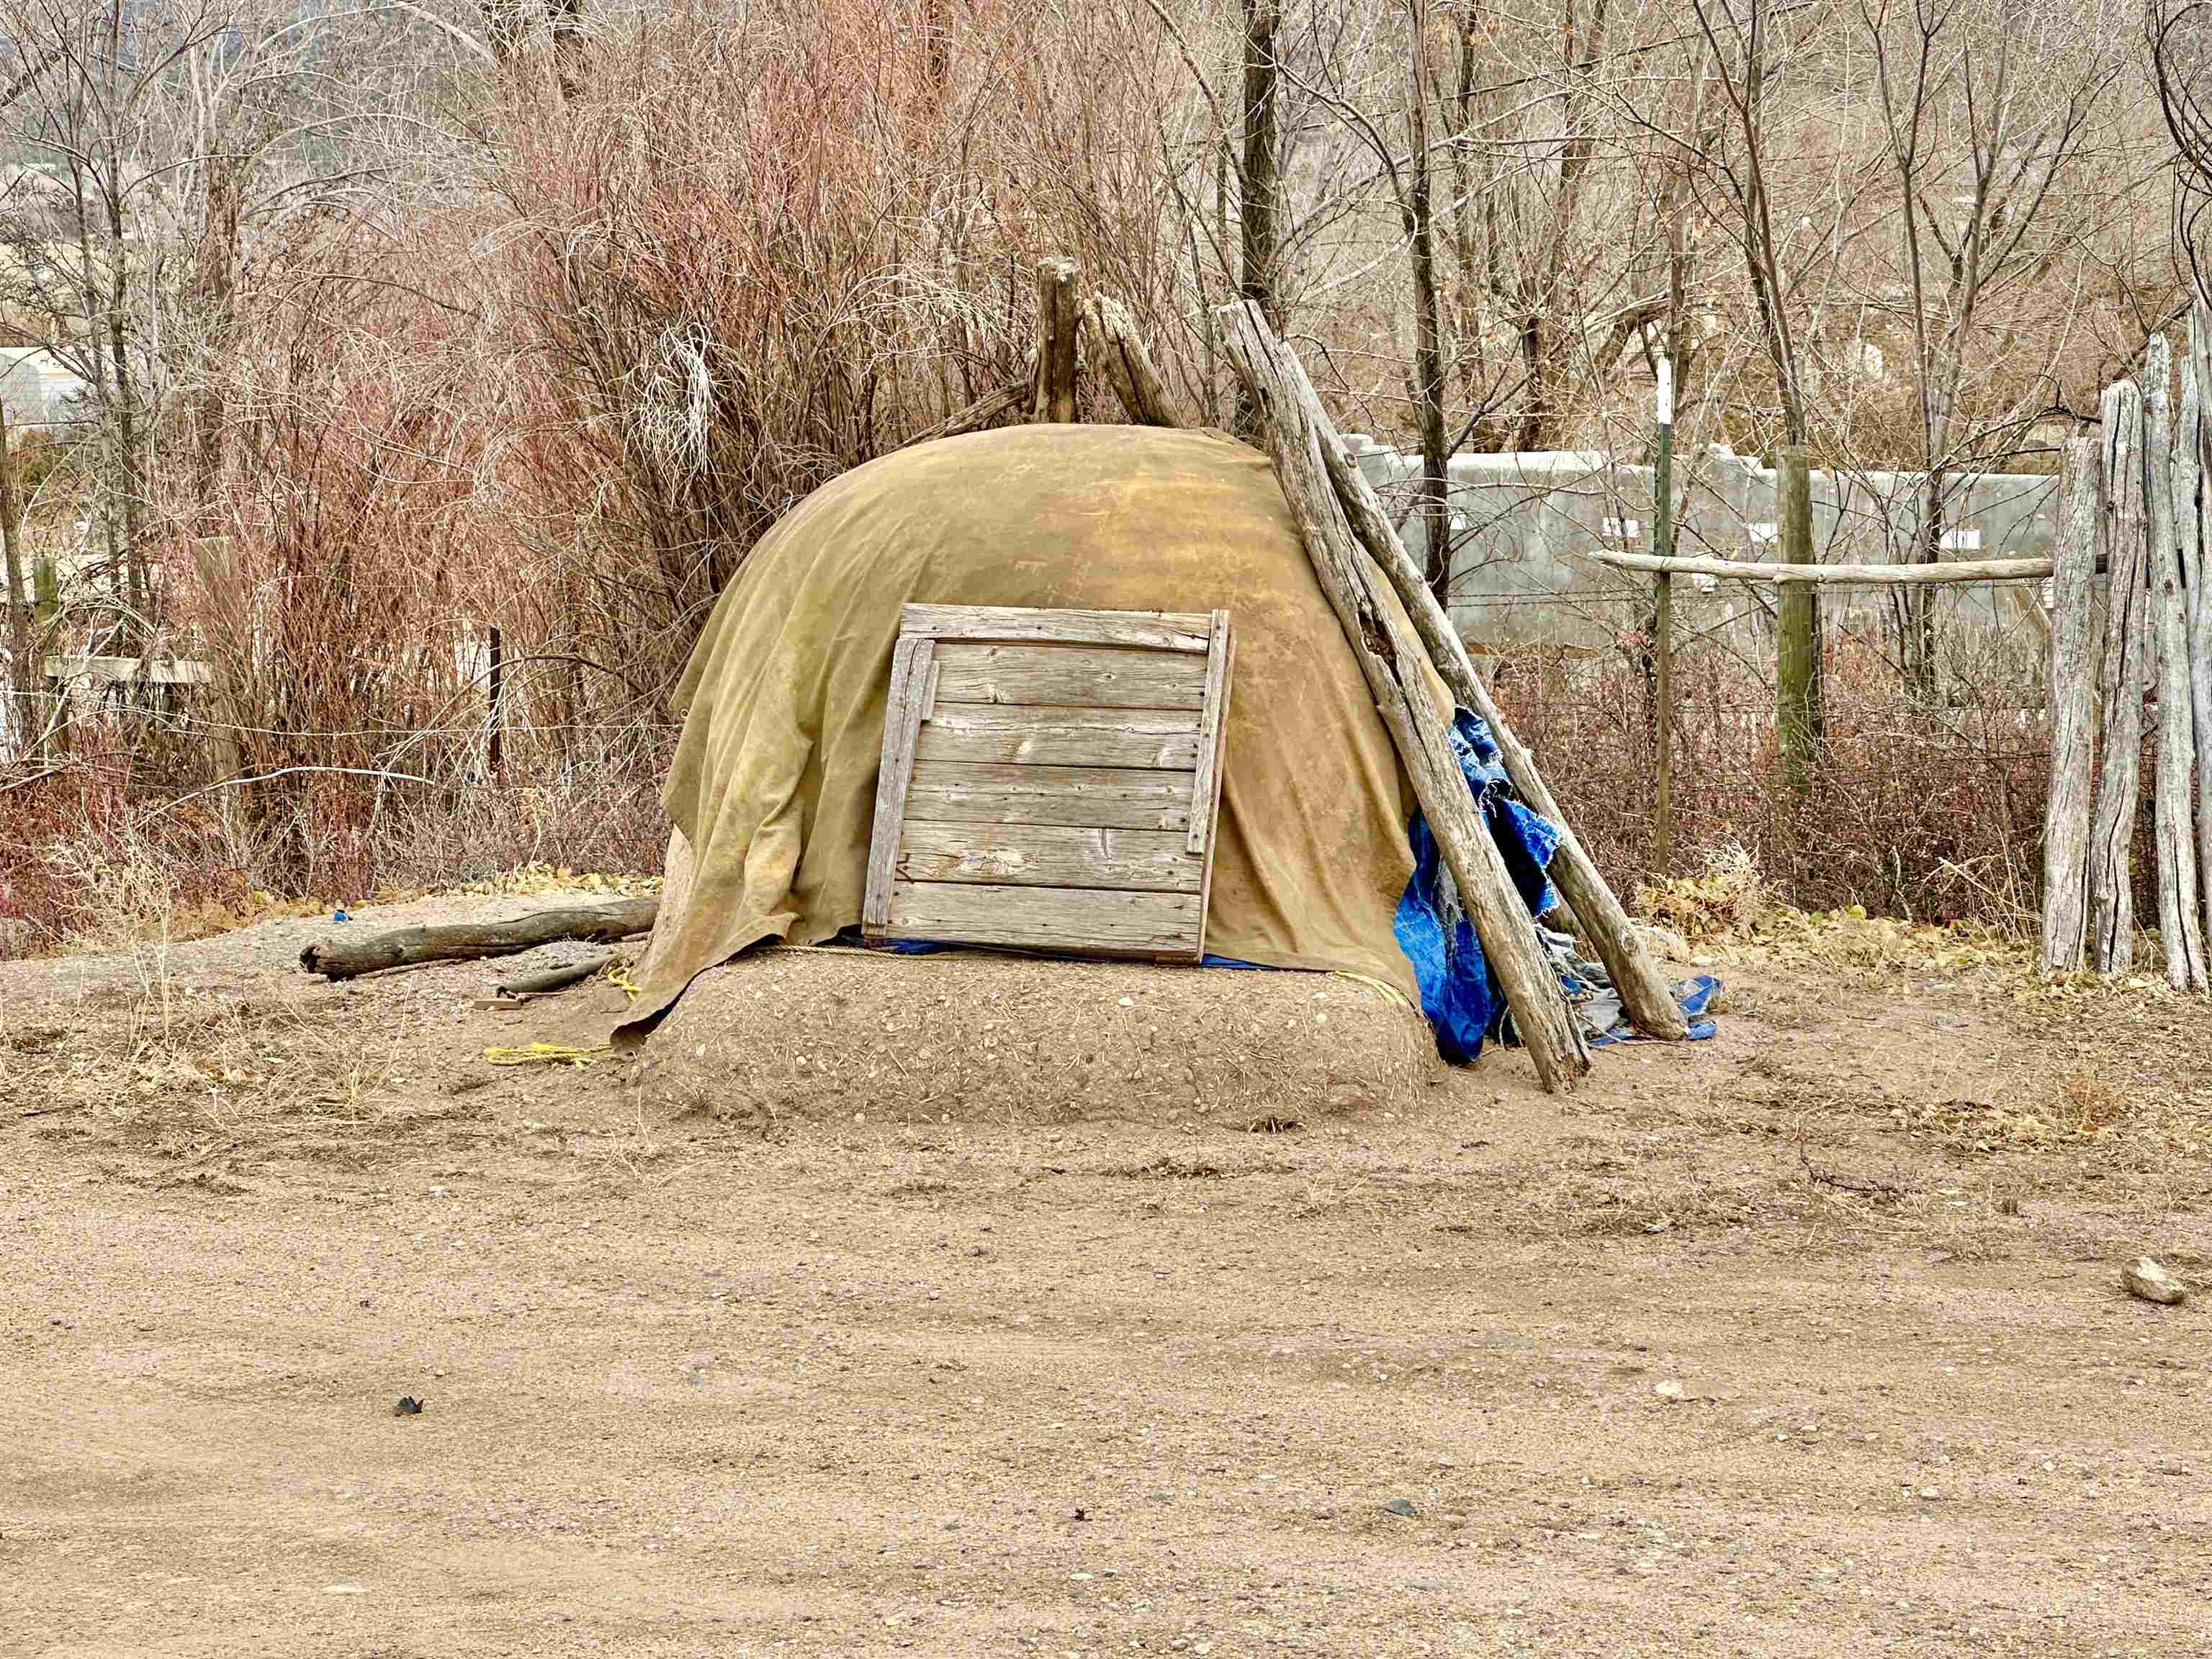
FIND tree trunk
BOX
[1404,0,1453,609]
[1233,0,1281,441]
[2040,437,2102,976]
[2148,334,2208,989]
[1222,300,1591,1092]
[2090,379,2151,975]
[487,624,507,779]
[1776,448,1820,798]
[1905,467,1945,700]
[1652,380,1676,878]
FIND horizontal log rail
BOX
[1589,549,2101,585]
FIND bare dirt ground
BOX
[2,889,2208,1658]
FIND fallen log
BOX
[300,898,658,981]
[1223,300,1590,1093]
[1317,406,1688,1040]
[909,376,1031,449]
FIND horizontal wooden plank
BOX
[44,655,212,685]
[904,603,1214,652]
[913,705,1203,769]
[896,822,1204,893]
[930,642,1208,710]
[905,761,1193,831]
[886,881,1203,958]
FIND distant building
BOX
[0,346,92,431]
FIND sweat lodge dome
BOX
[624,421,1452,1039]
[615,418,1731,1069]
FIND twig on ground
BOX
[1799,1146,1911,1202]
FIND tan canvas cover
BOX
[621,423,1427,1038]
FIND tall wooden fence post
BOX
[1032,258,1079,424]
[2154,335,2208,990]
[2190,300,2212,947]
[2040,438,2103,976]
[1651,358,1676,876]
[2090,379,2151,974]
[1775,446,1820,800]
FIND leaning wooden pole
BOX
[2153,334,2208,990]
[1223,301,1591,1092]
[1316,394,1689,1039]
[2039,437,2102,976]
[1082,294,1192,428]
[2089,379,2151,976]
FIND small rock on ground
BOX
[2122,1257,2187,1306]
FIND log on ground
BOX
[300,897,660,980]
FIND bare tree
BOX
[1863,0,2123,696]
[2150,0,2212,301]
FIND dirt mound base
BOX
[642,945,1440,1128]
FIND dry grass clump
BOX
[1637,842,1773,943]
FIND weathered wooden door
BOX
[862,603,1234,960]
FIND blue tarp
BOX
[868,703,1719,1063]
[1393,710,1719,1064]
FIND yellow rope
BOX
[482,1041,609,1068]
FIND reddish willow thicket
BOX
[0,0,2191,925]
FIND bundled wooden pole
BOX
[1315,398,1689,1040]
[2190,302,2212,948]
[1223,300,1591,1092]
[2039,438,2103,976]
[1032,258,1080,424]
[1082,295,1192,428]
[2153,334,2208,990]
[2090,379,2151,975]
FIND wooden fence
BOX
[2038,318,2212,987]
[1594,300,2212,991]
